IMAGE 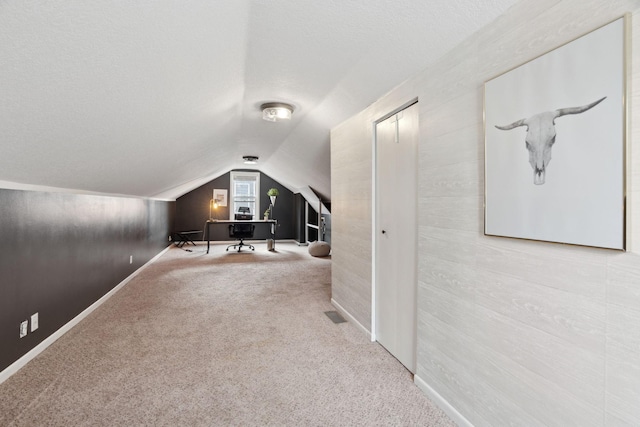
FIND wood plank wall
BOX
[331,1,640,425]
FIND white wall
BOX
[331,0,640,425]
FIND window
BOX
[230,171,260,220]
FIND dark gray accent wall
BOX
[174,170,295,242]
[294,193,306,244]
[0,188,174,372]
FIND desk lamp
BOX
[209,198,220,220]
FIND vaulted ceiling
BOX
[0,0,519,200]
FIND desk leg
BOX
[206,223,211,254]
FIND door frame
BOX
[371,98,419,343]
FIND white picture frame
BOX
[213,189,228,207]
[484,16,627,250]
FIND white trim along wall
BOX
[331,1,640,425]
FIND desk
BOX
[205,219,277,254]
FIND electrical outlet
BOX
[31,312,39,332]
[168,235,172,241]
[19,320,28,338]
[129,255,133,264]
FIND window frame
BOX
[229,171,261,220]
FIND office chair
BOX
[227,223,255,252]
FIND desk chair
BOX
[227,223,255,252]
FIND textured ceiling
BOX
[0,0,519,200]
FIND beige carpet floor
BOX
[0,242,455,427]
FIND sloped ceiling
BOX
[0,0,519,200]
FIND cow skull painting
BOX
[495,97,606,185]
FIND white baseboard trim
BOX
[330,298,372,339]
[414,374,474,427]
[0,245,172,385]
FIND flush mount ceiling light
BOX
[242,155,259,164]
[261,102,294,122]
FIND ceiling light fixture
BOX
[242,155,259,164]
[261,102,294,122]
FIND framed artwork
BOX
[213,189,228,207]
[484,16,628,250]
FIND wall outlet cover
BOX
[31,312,39,332]
[20,320,28,338]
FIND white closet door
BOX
[375,102,418,373]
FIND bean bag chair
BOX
[308,240,331,257]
